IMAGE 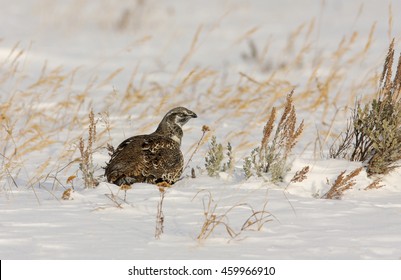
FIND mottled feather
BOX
[104,107,197,186]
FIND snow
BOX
[1,0,401,260]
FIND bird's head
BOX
[154,107,197,144]
[165,107,197,127]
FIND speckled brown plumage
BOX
[104,107,197,186]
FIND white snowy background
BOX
[1,0,401,259]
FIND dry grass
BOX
[290,166,310,183]
[0,42,116,195]
[193,190,273,240]
[155,185,168,239]
[0,4,391,209]
[61,175,76,200]
[183,125,210,175]
[79,109,98,188]
[0,46,84,200]
[0,3,397,247]
[364,178,384,190]
[322,167,363,199]
[240,198,273,232]
[61,188,73,200]
[194,190,237,240]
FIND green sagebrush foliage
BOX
[330,39,401,175]
[355,97,401,175]
[243,92,304,183]
[205,136,234,177]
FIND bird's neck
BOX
[153,122,183,145]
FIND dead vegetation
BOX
[243,91,304,183]
[155,184,168,239]
[322,167,363,199]
[193,190,273,240]
[79,109,98,188]
[290,166,310,183]
[0,30,392,198]
[330,39,401,176]
[0,4,398,245]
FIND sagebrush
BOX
[205,136,234,177]
[330,39,401,175]
[243,91,304,182]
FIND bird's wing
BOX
[140,136,183,179]
[105,135,183,184]
[108,136,137,161]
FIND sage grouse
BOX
[104,107,197,186]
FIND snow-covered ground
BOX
[1,0,401,260]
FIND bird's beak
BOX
[188,110,197,118]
